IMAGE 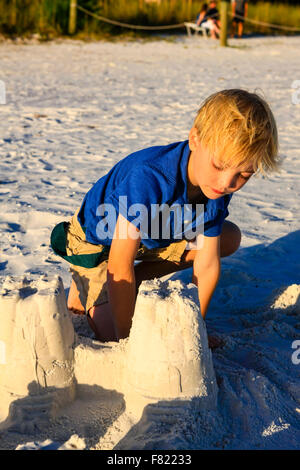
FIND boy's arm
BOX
[107,214,141,340]
[192,234,221,319]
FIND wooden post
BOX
[68,0,77,35]
[39,0,45,32]
[220,0,229,47]
[10,0,17,27]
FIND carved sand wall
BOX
[0,276,217,429]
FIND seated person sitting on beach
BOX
[196,1,220,39]
[196,3,208,26]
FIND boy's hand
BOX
[107,214,141,340]
[192,234,221,319]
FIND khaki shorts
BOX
[67,209,188,313]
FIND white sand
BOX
[0,35,299,450]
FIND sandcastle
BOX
[0,274,218,431]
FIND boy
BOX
[50,89,279,345]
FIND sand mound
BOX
[271,284,300,312]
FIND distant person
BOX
[196,3,208,26]
[197,1,220,39]
[204,1,220,26]
[231,0,248,38]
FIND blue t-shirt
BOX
[77,140,232,249]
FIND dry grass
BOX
[0,0,299,38]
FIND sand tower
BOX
[125,279,218,419]
[0,275,76,429]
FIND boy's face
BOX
[188,127,255,200]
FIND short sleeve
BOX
[104,166,174,241]
[203,195,231,238]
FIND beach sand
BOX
[0,35,299,450]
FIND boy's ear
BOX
[189,127,200,151]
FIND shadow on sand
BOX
[0,380,125,450]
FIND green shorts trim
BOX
[50,221,110,268]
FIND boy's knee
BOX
[221,220,241,257]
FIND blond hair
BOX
[193,89,279,174]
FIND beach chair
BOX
[184,22,208,38]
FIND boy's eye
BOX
[240,175,252,181]
[212,160,254,180]
[213,162,224,171]
[240,173,252,181]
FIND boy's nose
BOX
[219,174,237,192]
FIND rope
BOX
[76,5,185,31]
[76,5,300,34]
[230,11,300,33]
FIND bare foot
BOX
[67,280,85,314]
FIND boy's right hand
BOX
[107,214,141,340]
